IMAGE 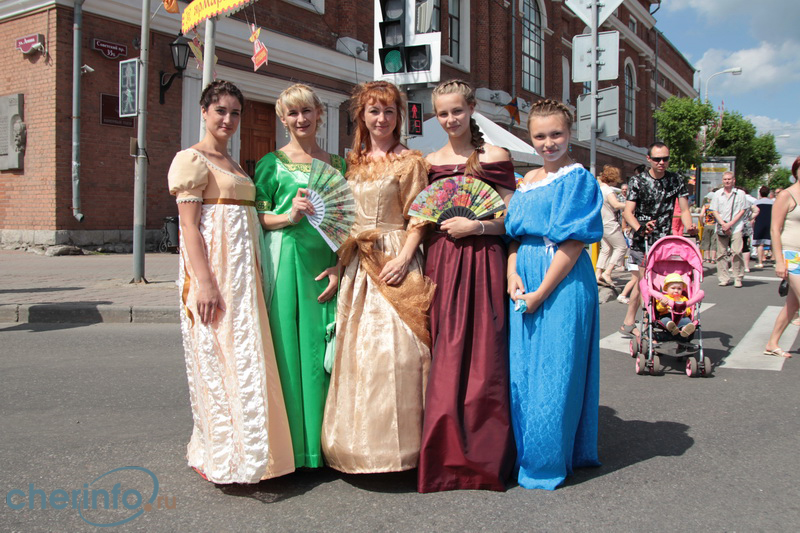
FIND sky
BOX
[652,0,800,168]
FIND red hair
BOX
[347,81,405,167]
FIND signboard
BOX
[182,0,258,33]
[572,31,619,83]
[15,34,44,54]
[101,94,134,128]
[407,101,423,136]
[92,39,127,59]
[699,157,735,201]
[564,0,624,27]
[119,58,139,118]
[577,86,619,142]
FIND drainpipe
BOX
[71,0,85,221]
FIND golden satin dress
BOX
[167,148,294,484]
[321,152,435,473]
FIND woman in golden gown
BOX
[168,80,294,484]
[321,81,434,473]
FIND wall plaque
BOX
[92,39,127,59]
[0,94,25,170]
[101,94,134,128]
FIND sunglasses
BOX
[650,156,670,162]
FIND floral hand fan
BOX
[304,159,355,252]
[408,175,506,224]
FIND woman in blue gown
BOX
[505,99,603,490]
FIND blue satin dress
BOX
[505,163,603,490]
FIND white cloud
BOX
[664,0,800,43]
[696,40,800,96]
[747,115,800,169]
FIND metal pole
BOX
[71,0,85,222]
[132,0,151,283]
[589,0,598,177]
[200,17,216,141]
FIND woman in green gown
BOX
[254,84,345,468]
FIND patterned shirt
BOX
[627,169,688,251]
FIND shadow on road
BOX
[217,468,340,503]
[564,405,694,487]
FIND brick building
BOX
[0,0,696,249]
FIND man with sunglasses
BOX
[619,142,696,337]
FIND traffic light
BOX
[407,101,423,136]
[377,0,432,75]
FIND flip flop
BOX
[597,279,612,288]
[763,348,792,358]
[619,324,638,338]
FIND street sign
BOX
[572,31,619,83]
[577,86,619,142]
[407,101,423,136]
[118,58,139,118]
[564,0,624,27]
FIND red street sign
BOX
[92,39,128,59]
[15,34,44,54]
[407,101,423,136]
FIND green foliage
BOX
[654,97,715,173]
[769,167,792,190]
[707,111,781,191]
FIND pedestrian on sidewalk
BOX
[710,172,747,287]
[595,165,627,288]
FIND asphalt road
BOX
[1,272,798,532]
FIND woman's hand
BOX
[776,260,788,280]
[379,254,411,286]
[508,273,525,298]
[196,280,226,325]
[316,265,339,303]
[520,290,544,314]
[289,188,315,223]
[440,217,481,239]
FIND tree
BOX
[769,167,792,190]
[653,96,715,173]
[707,111,780,191]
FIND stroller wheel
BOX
[685,356,699,377]
[635,353,649,375]
[650,354,664,376]
[701,355,713,377]
[629,338,640,358]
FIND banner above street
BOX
[182,0,258,34]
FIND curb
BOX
[0,304,179,324]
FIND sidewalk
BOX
[0,250,180,324]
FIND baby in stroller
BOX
[655,273,696,338]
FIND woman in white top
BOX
[595,165,627,287]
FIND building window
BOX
[522,0,542,95]
[624,64,635,135]
[628,17,637,34]
[449,0,461,64]
[416,0,440,33]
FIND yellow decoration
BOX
[182,0,257,34]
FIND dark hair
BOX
[647,141,668,157]
[759,185,770,198]
[432,79,485,178]
[633,164,646,174]
[348,81,405,167]
[793,156,800,180]
[199,80,244,110]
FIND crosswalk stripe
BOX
[719,306,797,371]
[599,303,716,354]
[744,275,780,282]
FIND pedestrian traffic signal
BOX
[408,101,423,136]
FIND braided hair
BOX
[432,79,485,178]
[526,98,573,131]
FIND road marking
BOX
[744,275,780,282]
[600,303,716,354]
[720,306,797,371]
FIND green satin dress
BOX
[254,150,346,468]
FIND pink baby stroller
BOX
[629,235,711,377]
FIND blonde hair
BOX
[599,165,621,185]
[275,83,325,128]
[527,98,574,131]
[432,79,485,178]
[347,81,405,167]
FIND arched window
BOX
[522,0,542,95]
[624,64,635,135]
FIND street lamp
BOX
[159,33,191,104]
[704,67,742,102]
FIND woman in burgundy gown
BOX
[417,80,516,492]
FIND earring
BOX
[284,128,289,139]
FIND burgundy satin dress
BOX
[417,162,516,493]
